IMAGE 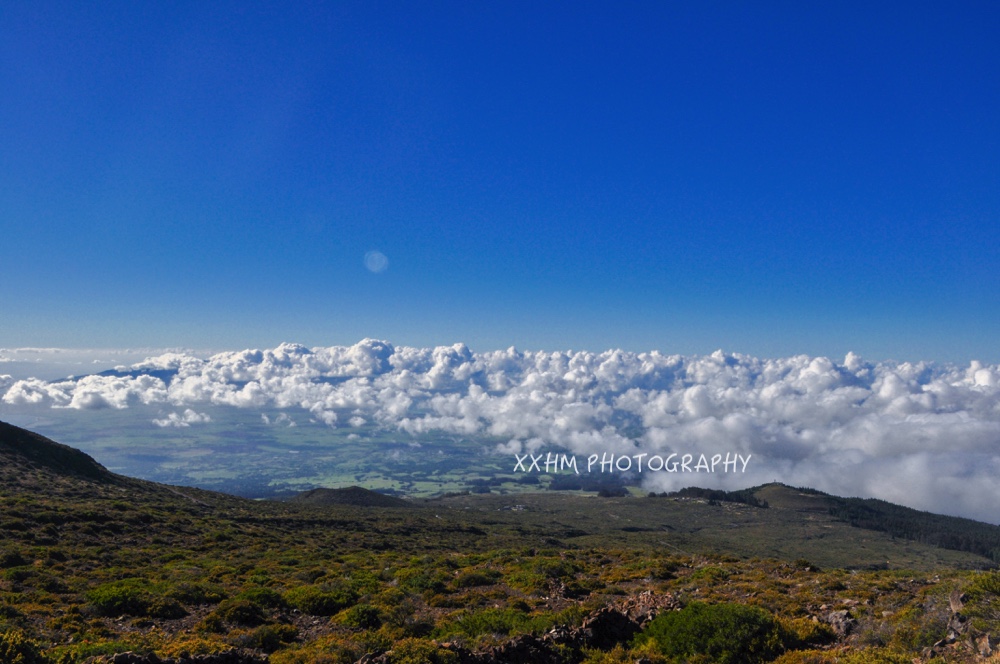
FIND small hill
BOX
[0,419,118,483]
[289,486,411,508]
[750,482,1000,563]
[752,483,835,511]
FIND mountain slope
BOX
[0,419,117,483]
[3,421,1000,663]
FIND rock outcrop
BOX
[822,609,856,637]
[923,590,994,660]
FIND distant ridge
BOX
[1,419,996,569]
[750,483,1000,563]
[289,486,411,508]
[0,419,117,483]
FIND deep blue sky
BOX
[3,1,999,361]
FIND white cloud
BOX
[2,377,73,406]
[0,347,191,380]
[4,340,1000,522]
[262,412,296,427]
[152,409,212,428]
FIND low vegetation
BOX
[633,602,788,664]
[2,421,1000,663]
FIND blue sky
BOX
[3,1,999,361]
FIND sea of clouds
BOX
[3,339,1000,523]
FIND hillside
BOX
[651,483,1000,565]
[2,420,1000,663]
[0,420,117,484]
[749,483,1000,563]
[289,486,412,508]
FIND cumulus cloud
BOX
[4,340,1000,522]
[152,409,212,428]
[262,412,296,427]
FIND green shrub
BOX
[565,578,602,598]
[532,558,578,580]
[167,582,227,605]
[838,649,914,664]
[232,623,299,653]
[196,613,226,634]
[504,570,547,594]
[296,568,327,583]
[87,579,151,616]
[0,551,28,569]
[821,579,847,592]
[0,630,51,664]
[340,604,383,629]
[0,603,24,619]
[387,637,458,664]
[4,567,35,583]
[213,599,267,626]
[689,566,731,583]
[965,570,1000,632]
[36,575,70,594]
[781,618,836,649]
[146,596,188,619]
[771,650,839,664]
[245,570,272,585]
[452,607,529,637]
[395,568,449,594]
[377,595,419,629]
[580,644,639,664]
[86,579,187,619]
[886,605,949,651]
[271,647,355,664]
[634,601,789,664]
[650,560,679,580]
[966,570,1000,597]
[552,604,589,628]
[156,635,229,658]
[51,638,147,662]
[346,569,382,594]
[440,606,557,640]
[236,587,288,609]
[285,585,358,616]
[451,570,501,588]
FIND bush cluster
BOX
[634,601,789,664]
[0,630,51,664]
[285,584,358,616]
[965,570,1000,632]
[87,579,187,619]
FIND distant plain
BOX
[0,403,523,498]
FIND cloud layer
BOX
[4,340,1000,523]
